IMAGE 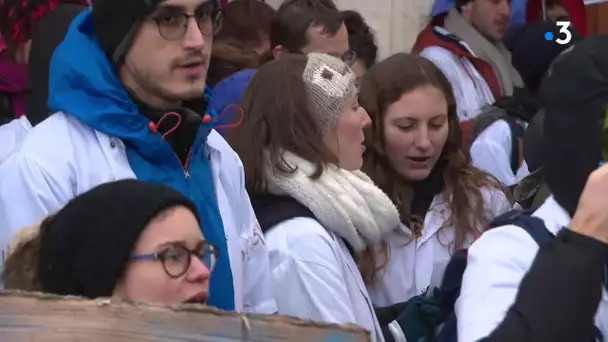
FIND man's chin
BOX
[165,84,206,102]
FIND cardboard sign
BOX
[0,291,370,342]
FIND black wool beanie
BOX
[92,0,221,62]
[37,179,200,298]
[91,0,160,62]
[511,20,582,94]
[542,35,608,216]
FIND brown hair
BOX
[207,39,261,88]
[216,0,276,51]
[359,53,509,251]
[231,54,387,284]
[231,54,333,191]
[0,216,55,291]
[270,0,343,53]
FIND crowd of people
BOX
[0,0,607,341]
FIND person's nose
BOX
[414,127,432,151]
[499,0,511,17]
[183,18,207,50]
[360,107,372,128]
[185,255,211,283]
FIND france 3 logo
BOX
[544,21,572,45]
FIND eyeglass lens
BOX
[160,243,217,278]
[155,10,222,40]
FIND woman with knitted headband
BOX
[2,179,217,305]
[232,52,415,342]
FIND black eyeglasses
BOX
[152,9,223,41]
[131,242,219,278]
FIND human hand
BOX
[571,163,608,245]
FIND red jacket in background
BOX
[412,14,503,145]
[526,0,587,36]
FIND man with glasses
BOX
[208,0,355,138]
[271,0,354,63]
[0,0,277,316]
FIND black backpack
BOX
[432,210,604,342]
[432,210,551,342]
[251,193,355,257]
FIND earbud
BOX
[149,122,158,133]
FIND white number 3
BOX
[556,21,572,45]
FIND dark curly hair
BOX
[341,10,377,69]
[216,0,276,52]
[0,0,87,48]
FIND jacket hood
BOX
[542,35,608,216]
[26,4,86,126]
[48,9,218,159]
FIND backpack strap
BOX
[502,116,526,175]
[488,209,554,246]
[252,194,356,258]
[254,195,316,233]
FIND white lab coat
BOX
[470,120,530,186]
[420,43,495,122]
[456,196,608,341]
[368,187,513,307]
[0,111,276,314]
[0,116,31,165]
[266,217,384,342]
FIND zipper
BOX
[172,147,195,181]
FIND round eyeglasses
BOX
[131,242,219,278]
[152,9,223,41]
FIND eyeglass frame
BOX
[151,6,224,41]
[131,241,219,279]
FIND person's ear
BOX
[460,2,474,21]
[272,45,287,60]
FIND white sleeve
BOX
[455,225,542,342]
[420,46,492,121]
[270,221,357,325]
[0,153,73,260]
[0,118,30,166]
[239,189,278,314]
[471,120,517,186]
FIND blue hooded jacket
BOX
[208,69,256,138]
[47,9,235,310]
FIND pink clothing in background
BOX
[0,59,28,118]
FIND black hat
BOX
[511,20,581,94]
[542,35,608,216]
[92,0,221,62]
[38,179,200,298]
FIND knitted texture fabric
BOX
[37,179,200,298]
[302,53,357,134]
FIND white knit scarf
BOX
[264,152,401,252]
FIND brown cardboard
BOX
[0,290,371,342]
